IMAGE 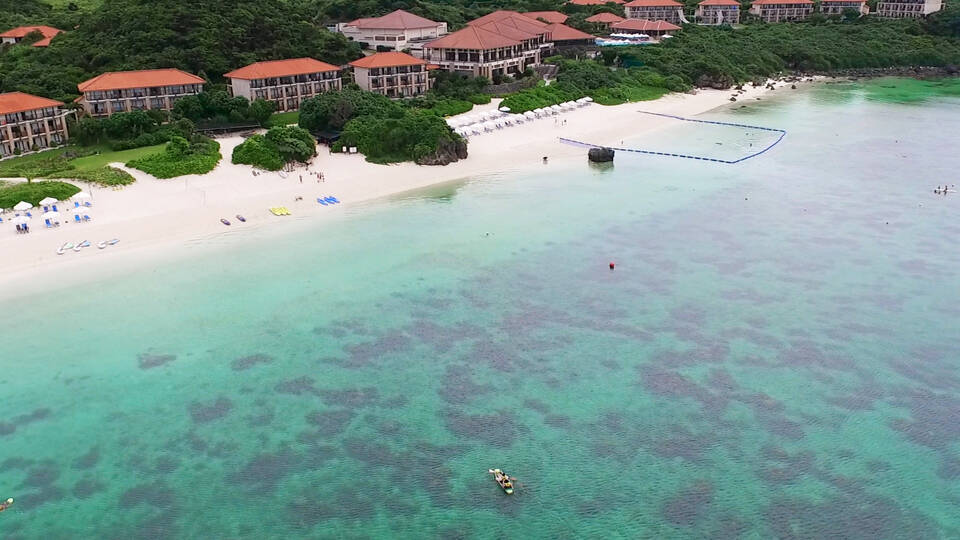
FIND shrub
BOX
[232,135,284,170]
[126,136,221,179]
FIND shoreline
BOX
[0,78,808,295]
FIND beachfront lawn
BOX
[267,111,300,127]
[49,167,135,186]
[0,144,164,185]
[69,144,165,172]
[127,137,221,179]
[590,84,670,106]
[0,181,81,209]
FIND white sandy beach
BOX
[0,80,803,288]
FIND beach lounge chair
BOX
[26,211,33,217]
[74,214,82,224]
[52,204,58,212]
[84,201,92,207]
[45,219,52,228]
[74,201,80,208]
[83,215,91,222]
[317,198,328,206]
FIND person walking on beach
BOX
[299,175,303,184]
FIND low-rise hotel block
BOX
[820,0,869,16]
[696,0,742,24]
[748,0,814,21]
[225,58,342,112]
[874,0,942,17]
[337,10,447,51]
[350,52,431,98]
[77,69,204,117]
[0,92,71,158]
[625,0,686,24]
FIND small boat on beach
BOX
[97,240,107,249]
[57,242,74,255]
[488,468,514,495]
[220,218,231,226]
[108,238,119,245]
[73,240,90,251]
[236,215,246,222]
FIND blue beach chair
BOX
[83,215,91,222]
[74,201,80,209]
[317,198,328,206]
[84,201,92,207]
[45,219,52,228]
[52,204,58,212]
[74,214,81,224]
[326,196,340,203]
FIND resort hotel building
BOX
[624,0,686,24]
[874,0,942,17]
[336,10,448,52]
[819,0,869,15]
[349,52,431,98]
[225,58,342,112]
[422,11,552,79]
[611,19,682,38]
[0,25,62,47]
[76,69,204,117]
[696,0,742,24]
[0,92,71,158]
[748,0,815,21]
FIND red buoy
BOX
[609,262,615,270]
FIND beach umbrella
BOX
[42,211,60,221]
[73,191,91,200]
[11,215,30,225]
[551,104,563,112]
[39,196,58,206]
[583,97,594,103]
[524,111,536,119]
[499,106,511,113]
[13,201,32,211]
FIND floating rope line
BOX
[559,110,786,164]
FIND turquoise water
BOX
[1,78,959,538]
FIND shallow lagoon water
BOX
[0,78,958,538]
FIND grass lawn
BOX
[0,148,70,177]
[267,111,300,127]
[69,144,165,171]
[0,181,81,209]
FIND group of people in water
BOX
[934,184,955,195]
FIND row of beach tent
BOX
[447,97,593,137]
[2,192,92,228]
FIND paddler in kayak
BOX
[0,498,13,512]
[488,469,514,494]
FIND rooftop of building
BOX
[349,51,428,69]
[0,92,63,115]
[225,58,340,80]
[78,69,205,92]
[346,9,442,30]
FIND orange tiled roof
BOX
[751,0,813,4]
[78,69,205,92]
[545,23,596,41]
[626,0,683,6]
[347,9,441,30]
[699,0,740,5]
[0,25,62,47]
[586,12,627,22]
[425,25,522,50]
[820,0,863,3]
[612,18,681,30]
[225,58,340,80]
[567,0,625,4]
[0,92,63,115]
[349,51,427,69]
[523,11,570,23]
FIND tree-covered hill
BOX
[1,0,363,102]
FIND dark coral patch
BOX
[662,481,714,525]
[443,410,517,447]
[20,464,59,488]
[72,446,100,470]
[0,422,16,436]
[138,353,176,370]
[228,449,301,491]
[343,438,395,465]
[543,414,571,429]
[320,387,379,408]
[274,376,318,396]
[340,332,412,368]
[72,477,106,499]
[0,457,33,471]
[155,456,180,475]
[119,482,176,509]
[765,493,939,539]
[17,486,64,508]
[231,353,274,371]
[12,408,50,425]
[522,399,550,414]
[439,365,493,405]
[305,409,355,437]
[188,396,233,424]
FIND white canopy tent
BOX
[39,197,58,206]
[11,215,30,225]
[13,201,33,211]
[73,192,91,201]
